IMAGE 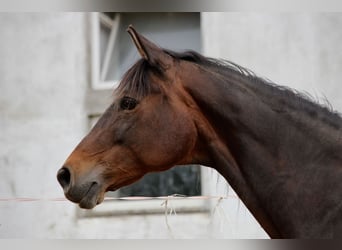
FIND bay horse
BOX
[57,25,342,238]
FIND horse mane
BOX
[115,49,342,129]
[165,49,342,129]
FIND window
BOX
[91,12,201,88]
[81,12,206,217]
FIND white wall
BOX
[1,12,341,239]
[0,13,89,238]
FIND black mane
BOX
[115,49,342,129]
[165,50,342,130]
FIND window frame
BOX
[81,12,209,218]
[91,12,121,90]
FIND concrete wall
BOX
[0,13,89,238]
[0,12,341,239]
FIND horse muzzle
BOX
[57,166,104,209]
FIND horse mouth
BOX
[77,183,120,209]
[106,184,119,192]
[78,182,103,209]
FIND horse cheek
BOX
[153,115,196,168]
[132,114,194,170]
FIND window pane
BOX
[99,22,110,71]
[117,165,202,197]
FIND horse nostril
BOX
[57,167,71,191]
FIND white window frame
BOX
[91,12,121,90]
[81,12,210,218]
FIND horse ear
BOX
[127,25,172,69]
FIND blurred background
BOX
[0,12,341,238]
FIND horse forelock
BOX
[114,59,155,100]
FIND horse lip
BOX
[106,184,119,192]
[79,182,101,209]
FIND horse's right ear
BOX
[127,25,172,70]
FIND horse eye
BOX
[120,97,138,110]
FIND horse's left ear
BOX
[127,25,172,69]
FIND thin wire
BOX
[0,194,239,202]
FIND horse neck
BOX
[181,63,342,238]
